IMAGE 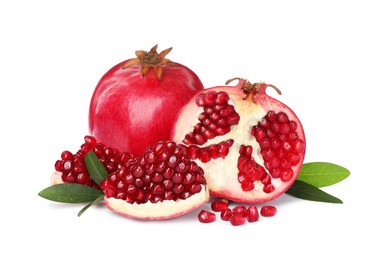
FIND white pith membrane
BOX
[172,88,304,203]
[50,171,63,185]
[105,185,209,220]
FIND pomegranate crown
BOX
[122,44,173,80]
[226,77,282,101]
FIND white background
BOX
[1,0,371,259]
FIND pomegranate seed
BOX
[215,91,229,104]
[198,210,216,223]
[211,199,229,212]
[246,206,259,222]
[260,205,277,217]
[230,212,246,226]
[232,205,247,215]
[220,208,232,221]
[61,150,73,160]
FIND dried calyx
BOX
[122,44,173,79]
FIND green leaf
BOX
[38,183,104,203]
[85,151,108,185]
[77,194,104,217]
[285,180,343,203]
[297,162,350,187]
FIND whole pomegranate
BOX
[89,45,204,156]
[172,78,306,203]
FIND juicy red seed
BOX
[198,210,216,223]
[55,160,63,171]
[263,184,275,193]
[63,172,75,183]
[76,172,90,184]
[260,205,277,217]
[216,91,229,104]
[246,206,259,222]
[227,113,240,125]
[63,161,72,170]
[230,213,246,226]
[280,168,293,182]
[232,205,247,214]
[61,150,74,160]
[241,181,254,191]
[190,184,202,193]
[211,200,229,212]
[195,93,206,106]
[204,91,217,106]
[84,135,97,145]
[220,208,232,221]
[277,112,289,123]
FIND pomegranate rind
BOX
[104,186,210,220]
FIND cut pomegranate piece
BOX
[172,78,306,204]
[100,140,209,220]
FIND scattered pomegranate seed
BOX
[198,210,216,223]
[232,205,247,215]
[211,199,229,212]
[260,205,277,217]
[220,208,232,221]
[246,206,259,222]
[230,212,246,226]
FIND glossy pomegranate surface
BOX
[172,78,306,203]
[89,45,204,157]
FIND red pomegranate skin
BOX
[89,61,204,156]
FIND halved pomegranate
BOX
[100,140,209,220]
[172,78,306,203]
[89,45,204,157]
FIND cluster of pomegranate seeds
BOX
[180,139,234,163]
[100,140,207,204]
[54,136,133,189]
[183,91,240,145]
[237,144,275,193]
[198,199,277,226]
[237,110,306,193]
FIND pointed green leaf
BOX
[85,151,108,185]
[285,180,343,203]
[77,194,104,217]
[38,183,104,203]
[297,162,350,187]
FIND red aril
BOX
[89,45,204,157]
[198,210,216,223]
[220,208,232,221]
[211,199,229,212]
[260,205,277,217]
[172,78,306,203]
[230,212,246,226]
[246,205,259,222]
[100,140,209,220]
